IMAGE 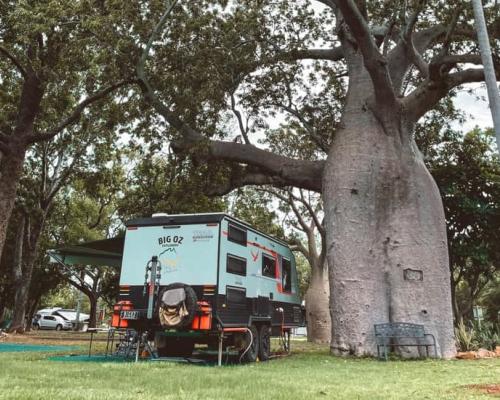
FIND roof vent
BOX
[152,213,169,218]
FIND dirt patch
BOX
[465,384,500,396]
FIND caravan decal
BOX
[158,235,184,246]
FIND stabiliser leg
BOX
[218,332,223,367]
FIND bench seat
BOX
[374,322,437,360]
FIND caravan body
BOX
[116,213,303,333]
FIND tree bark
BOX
[9,215,26,333]
[323,110,456,358]
[9,213,44,334]
[0,148,27,259]
[450,278,460,325]
[88,294,97,328]
[305,262,331,343]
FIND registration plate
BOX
[120,310,140,320]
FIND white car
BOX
[32,314,72,331]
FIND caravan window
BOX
[226,286,246,304]
[282,258,292,292]
[227,254,247,276]
[262,254,275,278]
[228,223,247,246]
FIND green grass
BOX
[0,342,498,400]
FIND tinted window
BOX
[262,254,275,278]
[226,286,246,304]
[228,223,247,246]
[282,258,292,292]
[227,254,246,276]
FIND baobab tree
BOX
[135,0,499,357]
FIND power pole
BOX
[472,0,500,155]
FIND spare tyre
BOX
[157,283,197,329]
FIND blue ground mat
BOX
[0,342,77,352]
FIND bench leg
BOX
[384,345,388,361]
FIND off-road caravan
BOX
[50,213,304,363]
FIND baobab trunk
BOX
[305,264,331,343]
[323,111,456,358]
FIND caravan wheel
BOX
[258,325,271,361]
[239,325,259,363]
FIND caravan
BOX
[51,213,305,362]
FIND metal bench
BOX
[374,322,437,360]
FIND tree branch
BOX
[400,1,430,79]
[0,45,27,78]
[286,47,344,62]
[334,0,396,106]
[298,189,326,237]
[289,237,311,261]
[230,92,251,144]
[198,141,324,191]
[138,1,324,192]
[272,101,329,153]
[404,67,500,123]
[389,15,500,94]
[205,167,290,196]
[27,79,134,144]
[285,189,311,234]
[314,0,337,10]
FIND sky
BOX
[453,85,494,131]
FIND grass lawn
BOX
[0,340,498,400]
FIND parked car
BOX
[32,314,72,331]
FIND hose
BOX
[238,327,253,363]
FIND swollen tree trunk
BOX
[305,262,331,343]
[323,111,456,358]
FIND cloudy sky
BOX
[453,85,493,131]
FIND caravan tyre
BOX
[258,325,271,361]
[240,325,259,363]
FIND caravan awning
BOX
[48,237,124,268]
